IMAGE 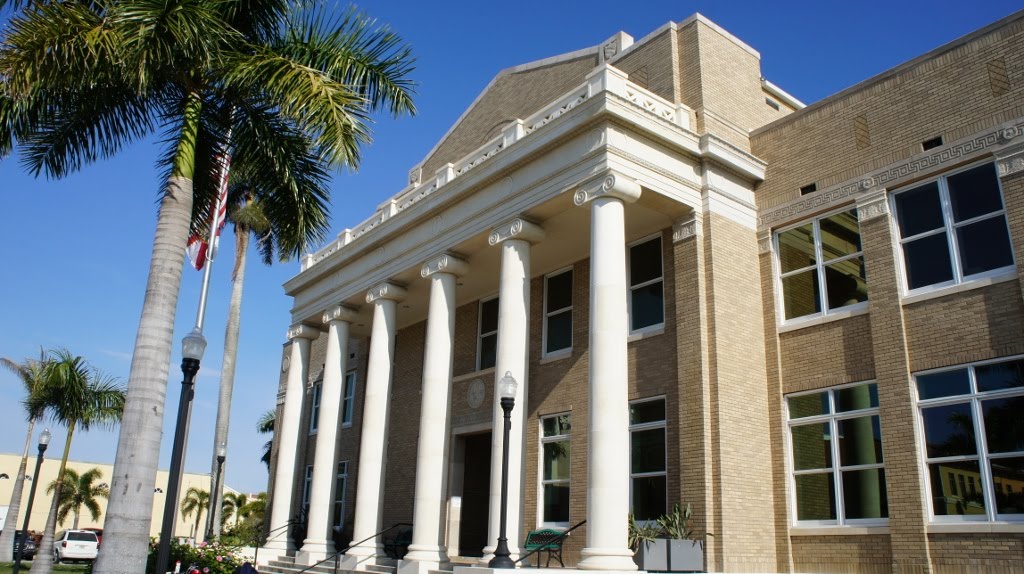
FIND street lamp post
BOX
[205,442,227,540]
[13,429,51,574]
[489,371,518,569]
[156,330,208,574]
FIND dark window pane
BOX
[631,428,666,473]
[895,183,944,237]
[976,360,1024,392]
[792,423,832,470]
[982,396,1024,453]
[546,310,572,353]
[929,460,986,516]
[842,468,888,519]
[836,384,878,412]
[543,441,571,480]
[543,416,571,438]
[632,475,667,521]
[922,403,977,458]
[917,369,970,399]
[778,224,816,273]
[630,238,663,286]
[788,392,830,419]
[795,473,836,521]
[819,211,862,260]
[782,270,821,320]
[546,271,573,311]
[956,217,1013,277]
[480,298,499,333]
[903,234,954,289]
[948,164,1003,222]
[990,457,1024,515]
[825,257,867,310]
[543,484,570,523]
[630,400,666,424]
[479,334,497,370]
[68,533,97,542]
[631,281,664,330]
[838,416,883,466]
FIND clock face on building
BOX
[467,379,485,409]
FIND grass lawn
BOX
[0,562,91,573]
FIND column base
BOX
[577,547,638,571]
[296,539,337,565]
[259,533,295,565]
[338,543,385,571]
[398,548,451,574]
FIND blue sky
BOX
[1,0,1020,496]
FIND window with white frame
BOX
[309,381,323,434]
[302,465,313,517]
[630,398,667,520]
[478,297,499,370]
[776,209,867,321]
[893,162,1014,292]
[628,236,664,332]
[543,269,573,356]
[540,414,571,525]
[787,382,887,525]
[342,371,356,427]
[916,357,1024,521]
[334,461,349,528]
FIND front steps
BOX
[260,555,441,574]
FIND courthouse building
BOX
[261,10,1024,573]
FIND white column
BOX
[263,323,320,557]
[575,172,641,571]
[298,305,359,564]
[480,218,544,564]
[400,254,469,574]
[340,282,407,571]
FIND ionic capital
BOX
[573,171,641,206]
[323,305,359,325]
[856,189,890,222]
[672,212,701,243]
[365,282,407,304]
[488,218,545,246]
[287,323,319,341]
[421,253,469,278]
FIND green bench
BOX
[523,528,566,568]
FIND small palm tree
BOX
[222,492,249,528]
[180,487,211,542]
[47,467,110,530]
[0,350,49,562]
[257,410,276,470]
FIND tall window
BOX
[776,209,867,321]
[302,465,313,517]
[543,269,573,356]
[309,382,323,434]
[787,382,887,525]
[334,461,349,528]
[628,237,664,332]
[630,398,666,520]
[893,162,1014,292]
[916,357,1024,522]
[342,371,357,427]
[540,414,571,526]
[478,297,499,370]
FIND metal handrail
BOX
[515,519,587,567]
[250,518,300,567]
[296,522,413,574]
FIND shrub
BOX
[146,539,245,574]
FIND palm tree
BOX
[26,349,124,574]
[1,3,415,569]
[180,487,211,543]
[46,467,110,530]
[222,492,249,529]
[0,351,49,562]
[257,410,276,470]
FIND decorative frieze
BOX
[573,171,642,206]
[996,143,1024,178]
[673,213,701,242]
[856,189,890,222]
[365,282,407,304]
[757,229,773,254]
[488,218,545,246]
[420,253,469,278]
[322,305,359,325]
[287,323,319,341]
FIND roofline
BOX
[762,79,805,109]
[751,8,1024,137]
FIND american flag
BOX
[186,153,231,271]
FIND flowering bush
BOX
[146,539,246,574]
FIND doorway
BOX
[452,431,491,557]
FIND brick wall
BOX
[790,535,892,573]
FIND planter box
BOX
[633,539,704,572]
[633,539,667,571]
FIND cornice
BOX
[421,253,470,277]
[488,218,546,246]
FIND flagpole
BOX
[195,133,232,332]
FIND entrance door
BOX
[458,432,491,557]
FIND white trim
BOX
[789,526,889,536]
[542,267,574,358]
[900,268,1017,306]
[762,79,805,110]
[477,295,499,371]
[777,305,869,334]
[627,234,665,335]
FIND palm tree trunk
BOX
[209,227,249,539]
[30,423,74,574]
[72,510,80,530]
[0,418,36,562]
[94,92,202,574]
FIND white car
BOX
[53,530,99,563]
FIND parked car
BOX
[53,530,99,563]
[13,530,36,559]
[82,527,103,548]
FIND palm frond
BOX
[256,409,275,433]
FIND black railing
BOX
[251,519,300,567]
[515,519,587,568]
[296,522,413,574]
